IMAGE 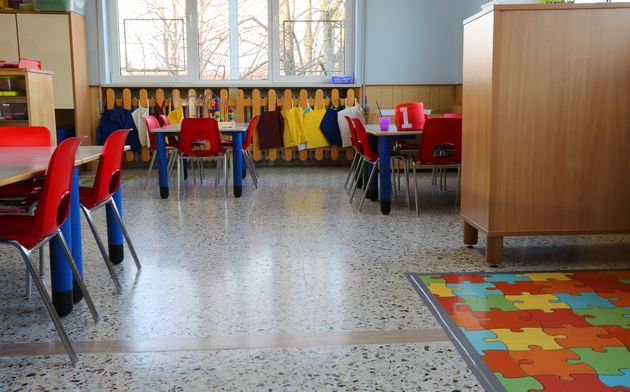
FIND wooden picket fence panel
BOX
[103,87,359,162]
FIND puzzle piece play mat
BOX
[407,270,630,392]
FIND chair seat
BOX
[0,214,41,248]
[0,181,42,198]
[79,186,104,210]
[221,141,233,148]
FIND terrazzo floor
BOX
[1,166,628,391]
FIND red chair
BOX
[143,115,178,189]
[344,116,364,195]
[394,103,426,131]
[0,126,51,146]
[409,118,462,215]
[79,130,141,292]
[443,113,463,119]
[0,126,51,202]
[0,137,99,365]
[221,116,260,188]
[176,118,228,199]
[349,118,381,211]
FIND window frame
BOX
[105,0,355,85]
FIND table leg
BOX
[487,236,504,265]
[464,221,479,245]
[232,132,243,197]
[50,167,82,316]
[70,168,84,303]
[106,187,124,265]
[377,136,392,215]
[155,133,169,199]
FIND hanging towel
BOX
[258,110,284,149]
[96,105,142,152]
[131,101,151,148]
[303,108,329,149]
[320,104,343,146]
[337,100,364,148]
[282,107,307,148]
[168,99,185,124]
[153,100,166,126]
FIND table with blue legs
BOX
[152,123,248,198]
[365,125,422,215]
[0,146,125,316]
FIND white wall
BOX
[364,0,486,84]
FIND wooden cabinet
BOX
[0,69,56,144]
[461,3,630,264]
[0,11,91,143]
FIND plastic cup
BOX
[379,117,391,131]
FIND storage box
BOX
[32,0,86,15]
[331,75,353,84]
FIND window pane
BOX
[238,0,269,80]
[279,0,346,77]
[198,0,231,80]
[117,0,187,76]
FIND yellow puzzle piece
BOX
[505,293,570,312]
[518,273,571,282]
[427,283,456,297]
[487,328,566,351]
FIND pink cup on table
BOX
[379,117,391,131]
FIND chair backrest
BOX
[89,129,131,206]
[345,116,363,155]
[418,118,462,164]
[394,102,425,131]
[352,118,378,162]
[160,114,171,126]
[179,117,223,156]
[144,115,161,150]
[443,113,463,119]
[0,126,51,146]
[33,137,85,240]
[243,115,259,150]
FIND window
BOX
[108,0,353,84]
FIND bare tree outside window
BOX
[279,0,346,77]
[117,0,187,76]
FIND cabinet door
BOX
[17,14,74,109]
[0,14,19,61]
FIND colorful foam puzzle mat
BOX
[407,270,630,392]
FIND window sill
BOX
[98,82,362,89]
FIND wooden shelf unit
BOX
[461,3,630,264]
[0,69,56,144]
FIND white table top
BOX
[365,124,422,136]
[0,146,104,187]
[154,123,248,133]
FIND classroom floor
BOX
[0,166,628,391]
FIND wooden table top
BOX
[154,123,248,133]
[365,124,422,136]
[0,146,104,187]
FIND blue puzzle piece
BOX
[447,282,499,297]
[459,328,507,355]
[552,292,618,309]
[483,274,531,284]
[599,369,630,389]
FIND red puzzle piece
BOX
[543,325,625,352]
[532,374,626,392]
[491,281,548,295]
[436,295,469,313]
[509,346,595,381]
[482,350,529,378]
[567,273,627,293]
[472,309,540,331]
[521,309,593,328]
[537,279,593,295]
[441,274,488,284]
[598,290,630,307]
[600,325,630,348]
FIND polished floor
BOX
[1,166,628,391]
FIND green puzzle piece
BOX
[621,279,630,285]
[495,373,544,392]
[574,306,630,328]
[568,347,630,375]
[420,275,447,285]
[456,295,518,312]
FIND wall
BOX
[364,0,486,84]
